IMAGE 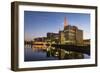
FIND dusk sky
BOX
[24,11,90,41]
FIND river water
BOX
[24,46,59,61]
[24,45,90,61]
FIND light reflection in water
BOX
[24,44,90,61]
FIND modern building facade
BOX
[47,32,59,43]
[34,37,47,42]
[59,17,83,45]
[83,39,90,46]
[47,33,59,40]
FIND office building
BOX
[59,17,83,45]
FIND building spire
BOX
[64,17,68,29]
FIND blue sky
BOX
[24,11,90,41]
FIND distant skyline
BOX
[24,11,90,41]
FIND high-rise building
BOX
[64,17,68,29]
[59,17,84,59]
[59,17,83,45]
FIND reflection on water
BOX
[24,44,90,61]
[24,45,59,61]
[83,54,90,59]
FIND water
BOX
[24,45,58,61]
[24,45,90,61]
[84,54,90,59]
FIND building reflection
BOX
[25,17,90,60]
